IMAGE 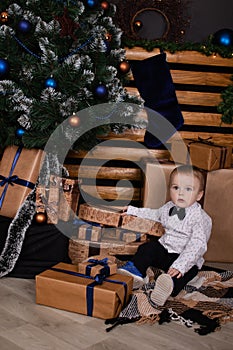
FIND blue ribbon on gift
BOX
[0,146,35,209]
[85,257,110,279]
[134,232,142,242]
[49,266,128,317]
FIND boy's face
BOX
[169,173,203,208]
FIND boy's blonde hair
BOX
[169,165,205,191]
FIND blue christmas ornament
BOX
[18,19,32,33]
[0,58,9,78]
[16,128,25,137]
[45,77,57,89]
[94,84,108,98]
[213,28,233,47]
[86,0,99,8]
[104,40,111,55]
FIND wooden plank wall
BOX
[65,47,233,208]
[125,47,233,146]
[64,144,169,209]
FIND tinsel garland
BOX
[0,187,36,277]
[0,152,67,277]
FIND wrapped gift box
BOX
[101,227,123,241]
[36,262,133,319]
[121,215,165,236]
[78,204,122,227]
[69,239,145,264]
[121,230,148,243]
[76,222,102,242]
[58,177,80,221]
[142,159,177,208]
[101,227,147,243]
[203,168,233,263]
[78,257,117,278]
[0,145,44,218]
[171,139,232,171]
[46,175,60,224]
[35,184,47,216]
[35,176,80,224]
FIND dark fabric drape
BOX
[130,53,184,148]
[0,215,71,278]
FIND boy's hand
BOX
[121,206,128,216]
[167,268,182,279]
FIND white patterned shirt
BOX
[127,201,212,275]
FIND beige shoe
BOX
[150,273,173,306]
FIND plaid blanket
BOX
[105,267,233,335]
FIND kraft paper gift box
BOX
[36,262,133,319]
[203,168,233,263]
[78,203,122,227]
[58,177,80,221]
[101,227,147,243]
[76,222,102,242]
[142,159,177,209]
[46,175,60,224]
[35,184,47,216]
[69,239,145,264]
[49,175,80,223]
[121,230,148,243]
[121,215,165,237]
[78,257,117,278]
[0,145,44,218]
[35,180,59,224]
[36,176,80,224]
[171,139,232,171]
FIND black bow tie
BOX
[169,206,186,220]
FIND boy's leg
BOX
[132,239,178,276]
[117,240,171,289]
[171,265,199,296]
[118,239,178,289]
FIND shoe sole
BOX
[150,273,173,306]
[117,268,144,289]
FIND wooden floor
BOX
[0,264,233,350]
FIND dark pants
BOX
[132,240,198,296]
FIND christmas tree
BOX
[0,0,143,151]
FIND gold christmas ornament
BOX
[119,61,130,74]
[68,113,80,127]
[105,33,112,42]
[133,20,143,31]
[101,1,109,10]
[0,11,8,23]
[34,212,47,224]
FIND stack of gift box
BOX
[0,145,80,223]
[69,203,165,264]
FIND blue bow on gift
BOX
[86,258,110,283]
[87,258,109,266]
[0,146,35,209]
[0,175,19,186]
